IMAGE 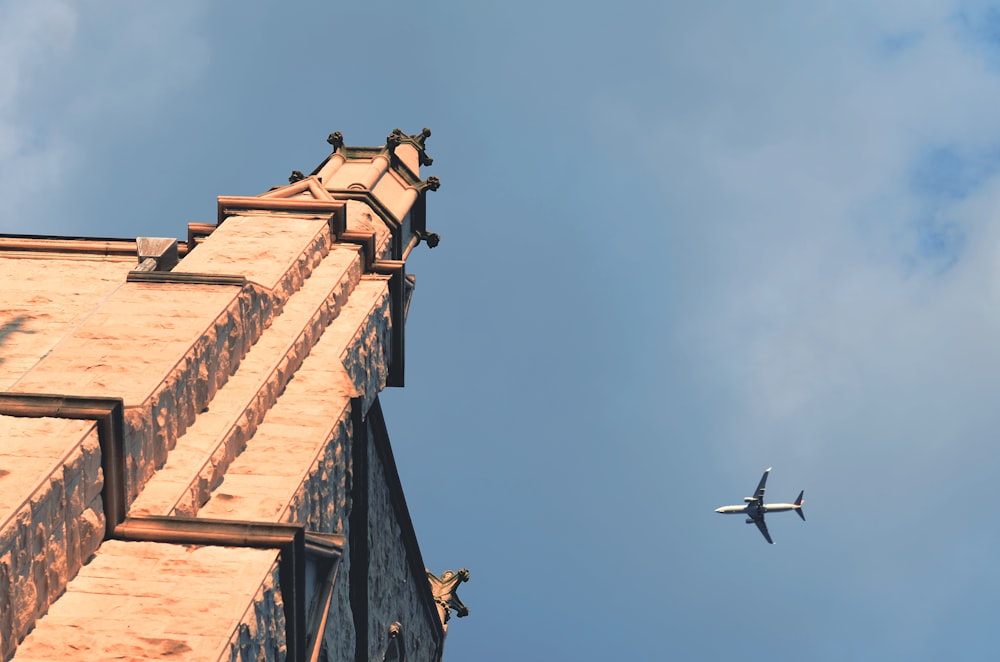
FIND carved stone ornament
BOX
[386,127,434,166]
[326,131,345,150]
[383,622,405,662]
[416,230,440,249]
[426,568,470,624]
[415,176,440,194]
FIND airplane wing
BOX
[754,517,774,544]
[752,467,771,502]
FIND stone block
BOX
[78,507,104,564]
[62,454,85,523]
[81,431,103,504]
[0,553,13,659]
[64,512,80,581]
[11,568,37,643]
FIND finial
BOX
[327,131,345,151]
[427,568,470,624]
[387,127,434,167]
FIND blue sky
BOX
[5,2,1000,660]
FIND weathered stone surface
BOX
[197,279,390,526]
[14,540,281,660]
[11,283,243,402]
[116,282,276,502]
[2,218,340,659]
[130,245,363,518]
[9,281,258,501]
[367,436,440,662]
[222,560,287,662]
[342,278,392,411]
[302,277,392,412]
[176,214,331,307]
[0,418,102,660]
[0,254,135,390]
[195,275,388,521]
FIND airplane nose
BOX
[714,507,723,513]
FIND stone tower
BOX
[0,129,467,661]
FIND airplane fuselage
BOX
[715,502,800,515]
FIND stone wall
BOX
[367,421,442,662]
[317,555,355,662]
[0,418,104,661]
[223,559,288,662]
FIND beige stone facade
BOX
[0,130,463,661]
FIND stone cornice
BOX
[0,234,195,259]
[216,195,346,227]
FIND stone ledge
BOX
[197,280,390,527]
[0,254,135,391]
[129,246,363,519]
[175,214,331,309]
[13,540,281,661]
[0,419,104,661]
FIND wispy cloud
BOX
[0,2,209,234]
[591,6,1000,476]
[0,1,78,230]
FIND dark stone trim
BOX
[349,396,370,662]
[324,189,404,259]
[186,223,217,250]
[305,533,346,662]
[371,261,406,388]
[126,271,247,286]
[0,234,195,259]
[339,232,378,272]
[0,233,137,254]
[216,196,346,225]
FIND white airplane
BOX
[715,467,804,544]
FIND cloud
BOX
[590,6,1000,484]
[0,1,78,230]
[0,1,76,116]
[0,2,209,234]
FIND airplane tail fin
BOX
[794,490,805,521]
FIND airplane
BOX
[715,467,804,544]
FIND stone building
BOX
[0,129,468,661]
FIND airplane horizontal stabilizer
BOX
[795,490,805,521]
